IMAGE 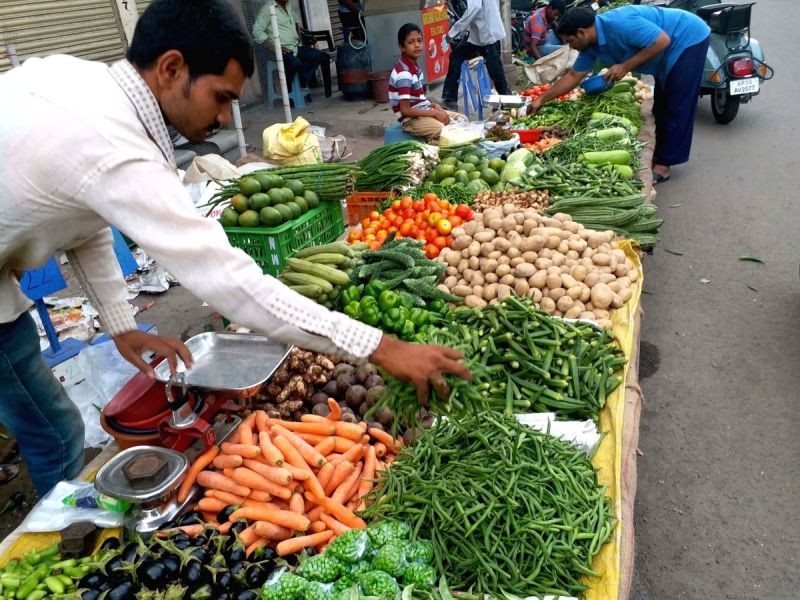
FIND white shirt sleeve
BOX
[80,158,384,359]
[448,0,481,40]
[65,227,137,336]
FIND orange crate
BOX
[345,192,392,226]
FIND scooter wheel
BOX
[711,90,740,124]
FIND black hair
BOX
[548,0,567,14]
[128,0,254,79]
[556,6,596,36]
[397,23,422,47]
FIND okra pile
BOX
[376,296,626,426]
[362,412,616,598]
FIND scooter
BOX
[656,0,774,123]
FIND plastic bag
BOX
[317,134,349,163]
[522,46,579,85]
[262,117,322,166]
[516,413,601,455]
[479,133,520,159]
[17,481,127,532]
[439,122,484,146]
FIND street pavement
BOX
[630,1,799,597]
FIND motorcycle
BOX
[656,0,774,123]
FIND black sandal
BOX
[653,171,671,185]
[0,464,19,485]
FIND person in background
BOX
[252,0,325,89]
[525,0,567,60]
[440,0,511,111]
[527,5,710,184]
[390,24,467,143]
[338,0,364,43]
[0,0,470,497]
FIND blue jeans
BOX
[283,46,326,88]
[538,30,562,57]
[0,313,84,496]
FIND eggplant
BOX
[305,548,317,557]
[190,547,209,561]
[81,591,101,600]
[229,561,246,577]
[244,563,268,588]
[106,581,135,600]
[104,555,126,578]
[229,521,248,536]
[233,592,258,600]
[217,505,236,524]
[226,545,246,566]
[99,536,121,552]
[177,510,205,526]
[215,570,233,589]
[260,547,277,561]
[137,559,168,590]
[173,537,192,551]
[162,553,181,577]
[120,542,139,563]
[181,558,210,589]
[79,572,107,589]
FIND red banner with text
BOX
[421,4,450,83]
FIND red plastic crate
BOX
[345,192,392,226]
[510,129,543,143]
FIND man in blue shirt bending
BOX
[528,5,710,184]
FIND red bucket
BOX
[368,71,392,103]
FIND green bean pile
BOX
[362,412,616,598]
[376,297,626,427]
[521,161,644,198]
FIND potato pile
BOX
[436,205,639,328]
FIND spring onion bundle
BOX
[354,142,437,192]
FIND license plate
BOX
[730,77,759,95]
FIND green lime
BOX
[275,204,293,221]
[267,188,284,206]
[468,170,482,181]
[286,179,305,196]
[441,156,459,166]
[489,158,506,172]
[253,172,274,190]
[463,154,481,166]
[238,209,260,228]
[461,162,476,173]
[304,190,320,208]
[294,196,309,213]
[259,206,283,226]
[481,168,500,185]
[248,192,270,211]
[439,177,456,186]
[230,194,249,213]
[454,170,470,185]
[286,201,302,218]
[239,176,261,195]
[220,207,239,227]
[280,187,296,204]
[434,164,455,182]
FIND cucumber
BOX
[293,241,353,259]
[279,271,334,293]
[288,284,325,299]
[303,253,350,265]
[285,258,351,286]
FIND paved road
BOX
[630,1,799,597]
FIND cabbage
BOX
[506,148,533,165]
[500,161,526,184]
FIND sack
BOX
[262,117,322,166]
[317,134,349,162]
[521,46,579,85]
[479,134,520,159]
[439,122,484,146]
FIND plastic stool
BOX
[384,123,424,144]
[265,61,312,108]
[459,58,493,120]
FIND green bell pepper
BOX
[409,308,429,327]
[378,289,400,311]
[381,307,404,333]
[428,299,447,315]
[364,279,387,298]
[343,301,361,320]
[360,300,381,327]
[340,285,362,306]
[400,319,416,340]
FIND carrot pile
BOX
[178,399,402,557]
[526,136,563,153]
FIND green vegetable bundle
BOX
[355,142,433,192]
[520,161,644,198]
[362,411,616,598]
[278,242,360,309]
[545,194,663,247]
[375,297,626,426]
[270,163,356,201]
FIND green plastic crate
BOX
[224,201,345,276]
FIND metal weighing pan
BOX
[154,332,292,397]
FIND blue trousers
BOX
[0,313,84,496]
[653,37,710,166]
[283,46,326,88]
[538,29,562,57]
[443,40,511,102]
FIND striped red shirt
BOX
[388,58,432,123]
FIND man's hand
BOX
[113,330,194,379]
[528,97,544,116]
[433,109,451,125]
[370,336,472,405]
[604,64,628,82]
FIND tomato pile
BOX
[347,193,474,258]
[521,84,579,102]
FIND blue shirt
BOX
[572,6,710,84]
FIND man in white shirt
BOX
[0,0,469,496]
[440,0,512,111]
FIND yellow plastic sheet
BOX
[584,240,643,600]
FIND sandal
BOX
[0,464,19,485]
[653,171,671,185]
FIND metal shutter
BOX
[137,0,152,14]
[0,0,127,73]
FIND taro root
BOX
[345,385,367,407]
[312,403,331,417]
[322,380,338,397]
[340,410,358,424]
[403,427,426,446]
[366,385,386,406]
[358,402,369,417]
[374,406,394,427]
[331,363,355,379]
[363,374,384,389]
[336,372,355,393]
[310,392,329,406]
[355,363,376,384]
[367,421,384,432]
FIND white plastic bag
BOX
[17,481,126,532]
[522,46,579,85]
[440,121,484,146]
[317,134,349,163]
[480,134,521,159]
[516,413,601,455]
